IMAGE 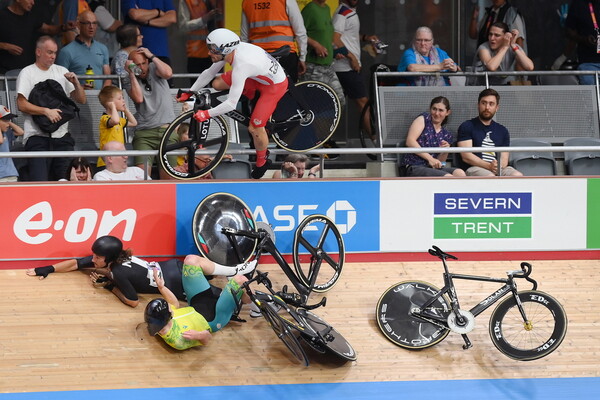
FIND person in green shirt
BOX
[300,0,345,107]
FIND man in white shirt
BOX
[94,141,150,181]
[16,35,86,181]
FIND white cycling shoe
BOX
[229,259,257,277]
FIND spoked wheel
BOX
[270,80,341,152]
[359,101,378,161]
[376,281,451,349]
[299,309,357,361]
[293,214,344,293]
[260,302,309,366]
[489,290,568,361]
[158,110,230,180]
[192,192,257,265]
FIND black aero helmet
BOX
[91,235,123,263]
[145,298,171,335]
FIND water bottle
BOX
[372,39,388,54]
[128,62,142,76]
[85,65,94,87]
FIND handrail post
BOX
[595,71,600,134]
[374,71,384,162]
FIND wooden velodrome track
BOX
[1,259,600,399]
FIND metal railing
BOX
[0,145,598,180]
[2,70,600,179]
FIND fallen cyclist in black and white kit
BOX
[26,235,257,308]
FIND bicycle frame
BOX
[414,255,535,348]
[193,87,309,132]
[222,226,323,302]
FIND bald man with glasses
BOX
[56,10,111,89]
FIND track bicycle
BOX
[158,77,341,180]
[376,245,567,361]
[191,192,345,299]
[234,269,356,366]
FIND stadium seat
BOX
[226,142,250,162]
[211,159,252,179]
[563,137,600,175]
[509,138,556,176]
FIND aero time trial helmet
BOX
[206,28,240,55]
[91,235,123,264]
[145,298,171,335]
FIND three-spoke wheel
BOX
[159,111,230,180]
[292,214,344,293]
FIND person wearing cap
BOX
[0,105,24,182]
[26,235,258,308]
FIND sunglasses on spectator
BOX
[141,79,152,92]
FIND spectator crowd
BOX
[0,0,591,181]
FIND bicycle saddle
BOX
[429,245,458,260]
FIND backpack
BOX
[28,79,80,134]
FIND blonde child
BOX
[97,86,137,168]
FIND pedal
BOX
[461,334,472,350]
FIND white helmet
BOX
[207,28,240,55]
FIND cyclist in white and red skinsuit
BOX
[179,28,288,179]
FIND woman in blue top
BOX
[397,27,459,86]
[402,96,465,177]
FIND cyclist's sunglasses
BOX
[207,44,223,55]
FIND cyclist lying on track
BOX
[145,266,251,350]
[177,28,289,179]
[26,235,257,308]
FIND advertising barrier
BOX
[1,178,598,267]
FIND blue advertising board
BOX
[175,180,380,256]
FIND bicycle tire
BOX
[489,290,568,361]
[270,80,341,152]
[158,110,229,180]
[299,309,357,361]
[191,192,257,266]
[293,214,344,293]
[376,280,451,350]
[358,101,378,161]
[261,302,309,366]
